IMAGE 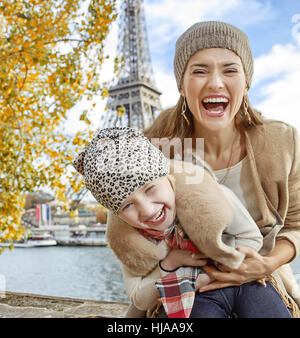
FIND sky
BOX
[65,0,300,133]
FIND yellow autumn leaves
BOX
[0,0,118,250]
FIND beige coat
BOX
[107,120,300,316]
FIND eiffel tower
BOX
[71,0,162,209]
[103,0,162,129]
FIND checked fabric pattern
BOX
[155,266,203,318]
[138,218,205,318]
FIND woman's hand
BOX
[198,246,270,292]
[160,249,207,272]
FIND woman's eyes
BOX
[192,69,206,74]
[192,69,238,74]
[225,69,238,73]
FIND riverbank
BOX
[0,291,129,318]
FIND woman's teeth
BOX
[206,108,224,114]
[202,97,229,103]
[202,97,229,114]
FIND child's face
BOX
[118,176,176,232]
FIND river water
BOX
[0,246,129,302]
[1,246,300,302]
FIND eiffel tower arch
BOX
[103,0,162,129]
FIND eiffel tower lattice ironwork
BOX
[103,0,162,129]
[71,0,162,209]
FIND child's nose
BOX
[138,200,154,220]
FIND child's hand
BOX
[159,249,207,272]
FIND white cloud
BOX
[145,0,238,29]
[254,19,300,132]
[153,67,179,109]
[145,0,276,47]
[256,70,300,131]
[253,44,300,86]
[144,0,239,50]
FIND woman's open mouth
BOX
[144,206,167,227]
[201,96,229,118]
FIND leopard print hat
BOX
[73,127,170,213]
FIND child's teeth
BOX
[150,208,164,222]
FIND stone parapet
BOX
[0,291,129,318]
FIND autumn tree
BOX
[0,0,118,249]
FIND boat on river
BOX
[53,225,107,246]
[1,230,57,248]
[1,225,107,248]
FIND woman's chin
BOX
[197,117,232,132]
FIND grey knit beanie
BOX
[73,127,170,213]
[174,21,254,90]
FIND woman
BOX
[108,21,300,317]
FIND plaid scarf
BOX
[138,218,203,318]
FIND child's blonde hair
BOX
[166,174,175,192]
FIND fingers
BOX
[195,247,264,293]
[201,265,245,284]
[212,263,232,272]
[195,274,214,289]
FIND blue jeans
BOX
[189,281,292,318]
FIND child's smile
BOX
[143,205,167,227]
[118,176,176,232]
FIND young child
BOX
[73,127,290,318]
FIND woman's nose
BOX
[207,70,224,90]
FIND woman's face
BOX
[180,48,247,132]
